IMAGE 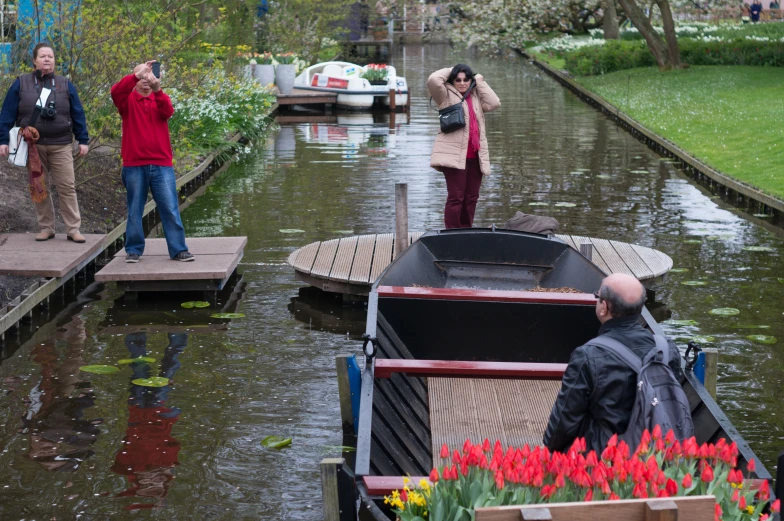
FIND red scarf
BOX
[466,95,480,158]
[22,126,47,203]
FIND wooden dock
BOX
[277,88,337,107]
[95,237,247,292]
[0,233,105,277]
[287,232,673,296]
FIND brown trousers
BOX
[34,143,81,235]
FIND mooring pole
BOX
[388,88,396,111]
[702,348,718,400]
[320,458,357,521]
[394,183,409,258]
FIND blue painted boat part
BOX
[347,353,361,435]
[694,351,706,385]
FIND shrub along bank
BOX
[576,66,784,199]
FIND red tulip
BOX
[714,503,722,521]
[494,469,504,490]
[440,443,449,459]
[756,477,770,500]
[584,488,593,501]
[609,492,620,500]
[738,495,746,510]
[665,478,678,496]
[463,439,472,453]
[664,429,676,446]
[771,499,780,513]
[682,473,693,488]
[400,488,408,502]
[652,425,662,441]
[483,438,491,452]
[429,467,439,483]
[747,458,756,473]
[453,450,461,464]
[701,464,714,483]
[460,461,468,476]
[450,464,457,480]
[732,488,739,503]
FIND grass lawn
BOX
[576,66,784,199]
[528,52,565,70]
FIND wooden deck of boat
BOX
[287,232,673,296]
[429,378,561,459]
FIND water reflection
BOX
[288,287,367,338]
[21,314,100,472]
[111,333,185,510]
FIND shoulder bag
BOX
[8,126,27,167]
[431,80,475,134]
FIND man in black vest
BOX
[543,273,683,453]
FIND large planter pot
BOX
[276,64,296,95]
[255,64,275,87]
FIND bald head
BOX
[596,273,646,322]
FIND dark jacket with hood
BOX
[543,315,683,454]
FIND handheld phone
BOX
[152,62,161,79]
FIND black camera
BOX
[39,101,56,120]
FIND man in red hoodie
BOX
[111,61,194,263]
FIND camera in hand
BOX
[39,100,57,120]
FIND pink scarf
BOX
[466,95,480,158]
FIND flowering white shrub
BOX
[533,34,606,55]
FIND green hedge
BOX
[565,38,784,76]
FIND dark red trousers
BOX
[443,158,482,229]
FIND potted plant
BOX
[254,52,275,87]
[386,429,780,521]
[275,52,297,95]
[361,63,389,85]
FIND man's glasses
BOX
[593,292,603,301]
[454,78,471,83]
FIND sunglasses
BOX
[454,78,471,83]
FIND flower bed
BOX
[564,37,784,76]
[386,428,779,521]
[361,63,390,83]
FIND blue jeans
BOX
[122,165,188,258]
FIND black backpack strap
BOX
[460,80,476,102]
[589,336,642,373]
[643,334,670,365]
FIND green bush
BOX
[565,38,784,75]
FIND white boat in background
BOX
[293,61,409,110]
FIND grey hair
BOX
[598,284,645,318]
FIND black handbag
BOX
[431,81,475,133]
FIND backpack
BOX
[590,335,694,448]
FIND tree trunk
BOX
[615,0,675,68]
[655,0,682,68]
[603,0,620,39]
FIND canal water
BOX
[1,44,783,519]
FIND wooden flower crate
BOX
[475,495,716,521]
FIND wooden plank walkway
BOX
[287,233,673,296]
[95,237,247,291]
[429,378,561,461]
[0,233,105,277]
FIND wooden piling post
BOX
[388,88,396,110]
[703,348,718,399]
[336,354,354,434]
[320,457,356,521]
[579,242,593,262]
[394,183,409,258]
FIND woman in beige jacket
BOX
[427,64,500,228]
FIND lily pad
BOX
[746,335,777,345]
[691,335,716,344]
[261,435,292,449]
[279,229,305,234]
[596,174,612,179]
[669,268,689,273]
[554,202,576,207]
[528,202,549,206]
[709,308,740,316]
[118,357,156,365]
[334,230,354,235]
[210,313,246,319]
[80,365,120,374]
[683,239,703,245]
[732,324,770,330]
[664,319,699,327]
[743,246,775,252]
[181,301,210,309]
[681,280,708,287]
[630,169,649,174]
[779,278,784,284]
[132,377,170,387]
[752,214,771,218]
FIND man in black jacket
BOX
[543,273,683,453]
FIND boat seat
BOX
[322,64,344,77]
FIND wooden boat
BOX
[349,228,774,520]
